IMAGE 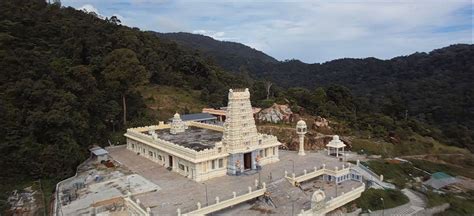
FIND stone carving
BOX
[311,189,326,210]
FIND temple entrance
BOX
[169,155,173,168]
[244,152,252,170]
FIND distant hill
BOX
[154,32,277,74]
[152,31,474,151]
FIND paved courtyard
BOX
[107,145,363,215]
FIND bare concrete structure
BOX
[125,88,281,181]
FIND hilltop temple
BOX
[125,88,281,181]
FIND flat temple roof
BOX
[154,127,222,151]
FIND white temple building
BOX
[124,88,281,181]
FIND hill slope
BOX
[155,32,277,74]
[154,32,474,151]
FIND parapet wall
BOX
[126,125,226,163]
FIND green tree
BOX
[102,48,148,125]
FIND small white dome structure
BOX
[296,119,307,156]
[170,112,186,134]
[326,135,346,158]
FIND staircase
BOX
[352,165,396,189]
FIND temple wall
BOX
[127,137,227,181]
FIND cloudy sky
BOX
[61,0,473,63]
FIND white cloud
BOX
[192,30,237,41]
[63,0,472,63]
[78,4,100,15]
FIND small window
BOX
[179,164,185,170]
[132,144,135,149]
[149,151,153,156]
[158,155,163,161]
[218,147,222,153]
[259,140,262,145]
[260,150,264,157]
[219,159,224,168]
[211,160,216,169]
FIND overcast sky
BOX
[61,0,473,63]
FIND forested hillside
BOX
[1,0,473,205]
[159,32,474,152]
[0,0,248,181]
[264,46,474,150]
[155,32,277,74]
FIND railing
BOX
[354,163,396,189]
[181,183,267,216]
[300,183,365,215]
[124,196,150,216]
[285,164,352,186]
[188,121,224,132]
[358,163,379,179]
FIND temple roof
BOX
[326,135,346,148]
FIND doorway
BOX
[169,155,173,168]
[244,152,252,170]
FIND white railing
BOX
[188,121,224,132]
[285,164,352,186]
[181,183,267,216]
[300,183,365,215]
[124,196,150,216]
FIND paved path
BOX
[362,189,427,216]
[107,146,362,215]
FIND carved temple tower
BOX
[223,88,258,153]
[223,88,281,175]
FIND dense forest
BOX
[159,33,474,152]
[0,0,249,181]
[0,0,473,206]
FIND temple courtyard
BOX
[106,145,365,215]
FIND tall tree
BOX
[102,48,148,125]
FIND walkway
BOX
[107,146,361,215]
[352,165,396,189]
[362,189,427,216]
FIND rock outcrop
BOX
[311,116,330,130]
[257,104,294,123]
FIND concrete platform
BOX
[107,145,363,215]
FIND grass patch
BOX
[139,85,207,121]
[422,190,474,215]
[363,160,428,188]
[395,135,469,156]
[409,159,474,179]
[355,188,409,211]
[351,138,394,158]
